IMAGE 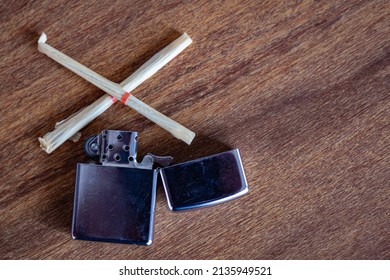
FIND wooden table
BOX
[1,0,389,259]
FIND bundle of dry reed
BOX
[38,32,194,153]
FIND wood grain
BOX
[0,0,389,259]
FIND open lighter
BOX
[72,130,249,245]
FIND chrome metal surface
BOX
[75,130,249,245]
[160,149,249,211]
[84,130,172,169]
[72,164,158,245]
[100,130,139,168]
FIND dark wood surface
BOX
[0,0,389,259]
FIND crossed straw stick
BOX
[38,32,194,153]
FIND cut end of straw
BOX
[182,33,193,44]
[38,32,47,44]
[185,132,196,145]
[174,130,195,145]
[38,137,51,154]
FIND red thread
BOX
[121,92,132,104]
[111,96,118,103]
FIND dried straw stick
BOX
[39,95,114,153]
[39,33,192,153]
[38,33,195,150]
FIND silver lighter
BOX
[72,130,249,245]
